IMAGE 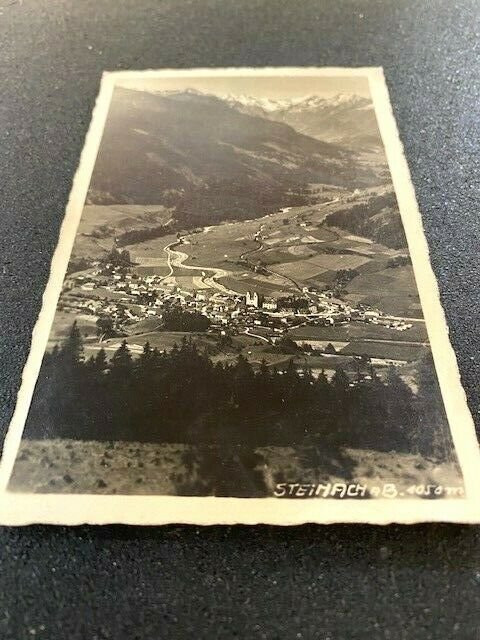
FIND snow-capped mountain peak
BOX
[224,94,300,112]
[224,92,371,114]
[290,93,371,111]
[222,92,379,152]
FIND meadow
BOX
[290,321,428,343]
[70,204,173,262]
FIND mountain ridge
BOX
[225,92,383,151]
[88,87,381,225]
[139,87,384,152]
[224,92,372,114]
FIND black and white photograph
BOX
[0,68,478,525]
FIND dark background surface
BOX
[0,1,479,638]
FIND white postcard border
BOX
[0,66,479,525]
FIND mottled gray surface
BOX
[0,1,479,638]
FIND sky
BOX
[116,75,372,100]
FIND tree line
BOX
[116,224,174,248]
[162,309,211,332]
[23,323,456,465]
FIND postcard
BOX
[1,67,479,524]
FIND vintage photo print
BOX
[1,67,479,525]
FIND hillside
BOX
[88,88,380,225]
[66,204,174,271]
[324,187,407,249]
[10,439,461,496]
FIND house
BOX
[262,298,278,311]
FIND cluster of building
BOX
[59,261,413,342]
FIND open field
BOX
[83,331,291,367]
[70,204,173,263]
[48,311,99,344]
[9,438,463,497]
[290,353,360,370]
[126,232,178,266]
[273,253,371,280]
[85,325,426,371]
[183,226,258,272]
[220,273,292,296]
[100,331,220,354]
[345,265,423,317]
[80,204,172,234]
[165,202,341,279]
[290,320,428,343]
[340,340,428,361]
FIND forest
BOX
[115,223,174,248]
[23,323,455,468]
[325,192,407,249]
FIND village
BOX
[59,255,415,348]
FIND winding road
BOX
[160,237,237,294]
[159,199,344,295]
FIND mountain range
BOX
[225,93,383,151]
[87,87,383,224]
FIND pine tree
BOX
[96,316,114,341]
[110,340,133,378]
[94,348,108,373]
[61,321,84,366]
[254,358,273,408]
[278,359,300,410]
[258,359,270,381]
[315,369,330,396]
[302,363,314,385]
[284,358,298,381]
[84,355,96,372]
[415,352,454,460]
[382,365,414,451]
[139,341,152,365]
[151,347,163,366]
[120,249,131,265]
[232,354,254,410]
[331,368,349,394]
[324,342,337,355]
